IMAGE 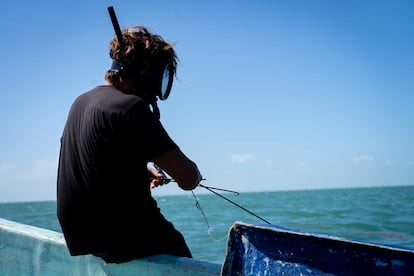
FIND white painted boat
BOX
[0,218,221,275]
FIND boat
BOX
[222,221,414,275]
[1,218,413,275]
[0,217,220,275]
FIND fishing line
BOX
[199,184,239,196]
[191,190,227,242]
[151,165,272,236]
[198,184,272,225]
[191,190,210,228]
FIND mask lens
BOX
[159,64,173,100]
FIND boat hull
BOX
[222,221,414,275]
[0,218,221,276]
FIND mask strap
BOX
[110,59,124,72]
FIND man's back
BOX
[57,85,181,261]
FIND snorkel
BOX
[107,6,175,102]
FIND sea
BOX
[1,185,413,264]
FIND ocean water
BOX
[0,185,413,264]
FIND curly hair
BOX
[105,26,177,81]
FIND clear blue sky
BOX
[1,0,413,202]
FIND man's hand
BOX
[148,167,171,189]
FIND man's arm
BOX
[152,148,202,190]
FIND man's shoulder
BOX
[76,85,145,111]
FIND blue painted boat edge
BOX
[222,221,414,275]
[0,217,221,276]
[232,221,414,253]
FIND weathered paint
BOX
[0,218,221,276]
[222,221,414,276]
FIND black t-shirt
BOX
[57,85,183,259]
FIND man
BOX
[57,26,202,263]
